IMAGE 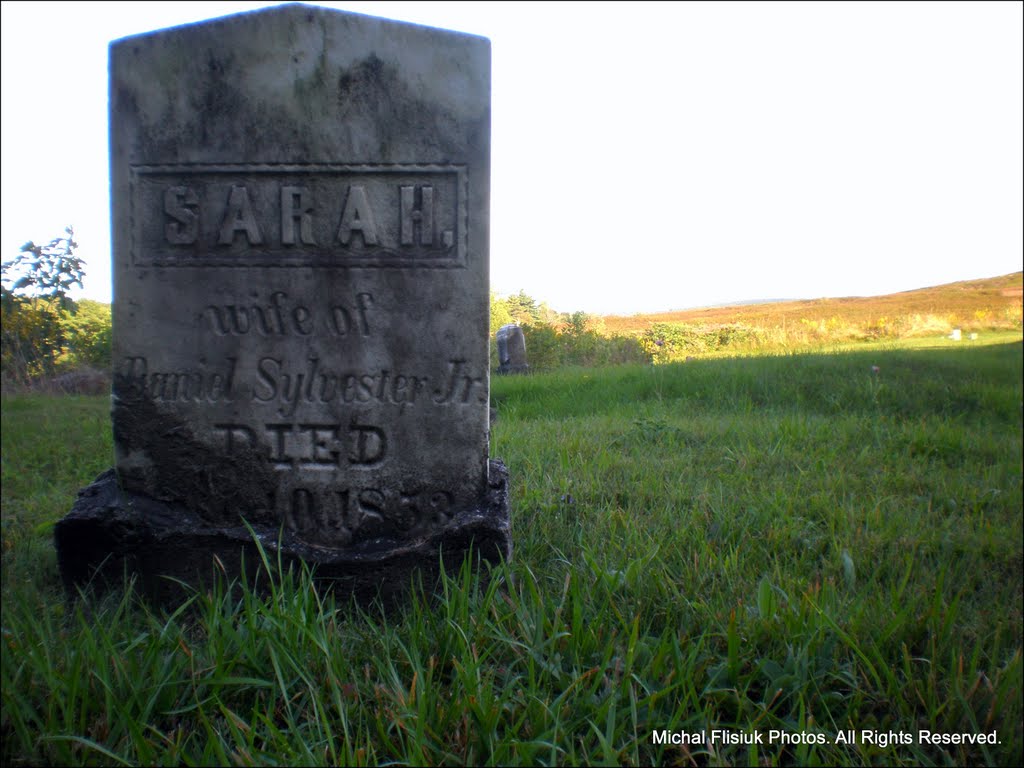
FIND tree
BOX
[62,299,112,370]
[3,227,83,303]
[489,290,514,332]
[1,227,85,383]
[562,310,591,337]
[506,289,540,325]
[535,301,561,326]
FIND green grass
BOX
[3,336,1022,765]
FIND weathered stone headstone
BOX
[55,3,510,604]
[496,323,529,374]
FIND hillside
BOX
[601,272,1024,335]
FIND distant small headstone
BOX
[969,332,978,341]
[950,328,962,341]
[496,324,529,374]
[55,4,510,605]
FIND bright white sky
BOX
[1,1,1021,315]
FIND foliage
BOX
[561,310,591,338]
[519,322,559,370]
[517,322,648,372]
[638,322,767,363]
[505,289,541,325]
[489,290,514,332]
[487,273,1023,374]
[60,300,112,370]
[2,227,84,302]
[2,336,1022,765]
[1,228,86,384]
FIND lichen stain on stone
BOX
[336,54,461,157]
[336,53,388,105]
[112,379,275,527]
[134,48,252,159]
[189,50,246,148]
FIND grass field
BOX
[2,333,1022,765]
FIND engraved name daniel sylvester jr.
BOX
[116,356,486,415]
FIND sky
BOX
[1,1,1021,316]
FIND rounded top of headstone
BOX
[109,0,490,165]
[496,324,522,341]
[111,2,491,48]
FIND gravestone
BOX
[55,3,510,605]
[496,323,529,374]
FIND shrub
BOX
[0,230,113,381]
[60,300,112,370]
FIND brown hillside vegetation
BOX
[601,272,1024,335]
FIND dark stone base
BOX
[55,460,512,608]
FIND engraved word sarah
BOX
[164,183,452,248]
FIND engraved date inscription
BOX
[270,483,454,543]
